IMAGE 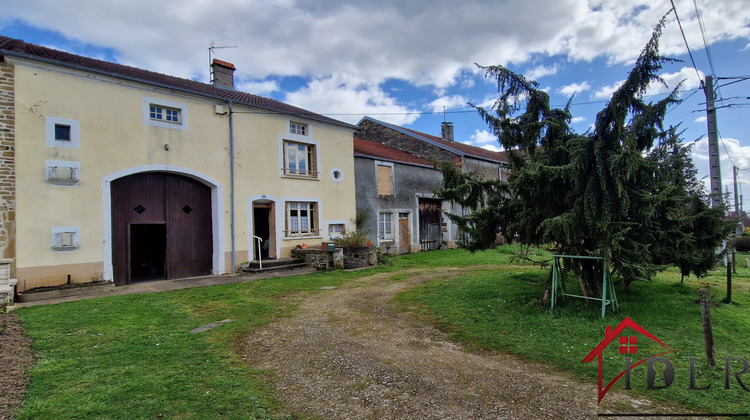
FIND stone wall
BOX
[0,60,15,272]
[356,119,457,164]
[292,246,375,270]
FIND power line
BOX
[670,0,705,89]
[693,0,718,78]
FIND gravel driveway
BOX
[243,268,659,419]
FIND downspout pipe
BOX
[228,100,236,274]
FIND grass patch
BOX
[15,247,750,417]
[396,247,750,414]
[15,269,373,419]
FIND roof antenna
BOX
[443,106,447,122]
[209,41,238,83]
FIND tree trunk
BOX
[576,259,602,298]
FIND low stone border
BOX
[17,282,114,303]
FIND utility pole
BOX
[734,166,741,230]
[705,76,722,208]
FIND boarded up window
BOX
[377,164,393,196]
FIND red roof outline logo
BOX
[582,316,672,403]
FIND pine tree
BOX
[437,17,733,297]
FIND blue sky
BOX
[2,0,750,205]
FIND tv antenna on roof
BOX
[209,41,238,83]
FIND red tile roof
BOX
[354,138,434,167]
[0,35,354,130]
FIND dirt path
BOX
[243,268,656,419]
[0,313,34,420]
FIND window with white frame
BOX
[286,201,318,236]
[283,140,317,177]
[328,223,346,238]
[290,121,308,136]
[143,97,189,131]
[150,105,181,124]
[378,212,393,241]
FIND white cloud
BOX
[570,116,586,123]
[481,144,504,152]
[695,116,707,123]
[593,80,625,100]
[559,81,591,96]
[525,64,559,80]
[236,80,280,96]
[470,129,498,145]
[645,67,704,97]
[429,95,468,113]
[283,76,419,126]
[690,136,750,194]
[5,0,749,91]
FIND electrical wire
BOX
[670,0,705,89]
[693,0,718,78]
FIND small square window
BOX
[328,223,346,237]
[149,106,162,120]
[46,117,80,149]
[290,122,307,136]
[55,124,71,141]
[166,108,180,122]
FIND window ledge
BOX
[283,236,323,241]
[282,174,320,181]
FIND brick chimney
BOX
[211,59,236,90]
[441,121,454,142]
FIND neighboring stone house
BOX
[354,117,508,252]
[354,138,457,253]
[0,35,358,294]
[356,117,509,181]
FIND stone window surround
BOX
[45,116,80,149]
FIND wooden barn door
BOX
[418,198,442,251]
[398,213,410,254]
[111,173,212,285]
[165,175,212,279]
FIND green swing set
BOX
[550,255,618,318]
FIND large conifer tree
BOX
[437,17,733,296]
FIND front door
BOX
[253,202,276,260]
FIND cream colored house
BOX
[0,36,357,292]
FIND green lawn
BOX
[14,269,363,419]
[13,247,750,418]
[395,248,750,414]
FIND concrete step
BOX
[238,258,308,274]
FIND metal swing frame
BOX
[550,255,618,318]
